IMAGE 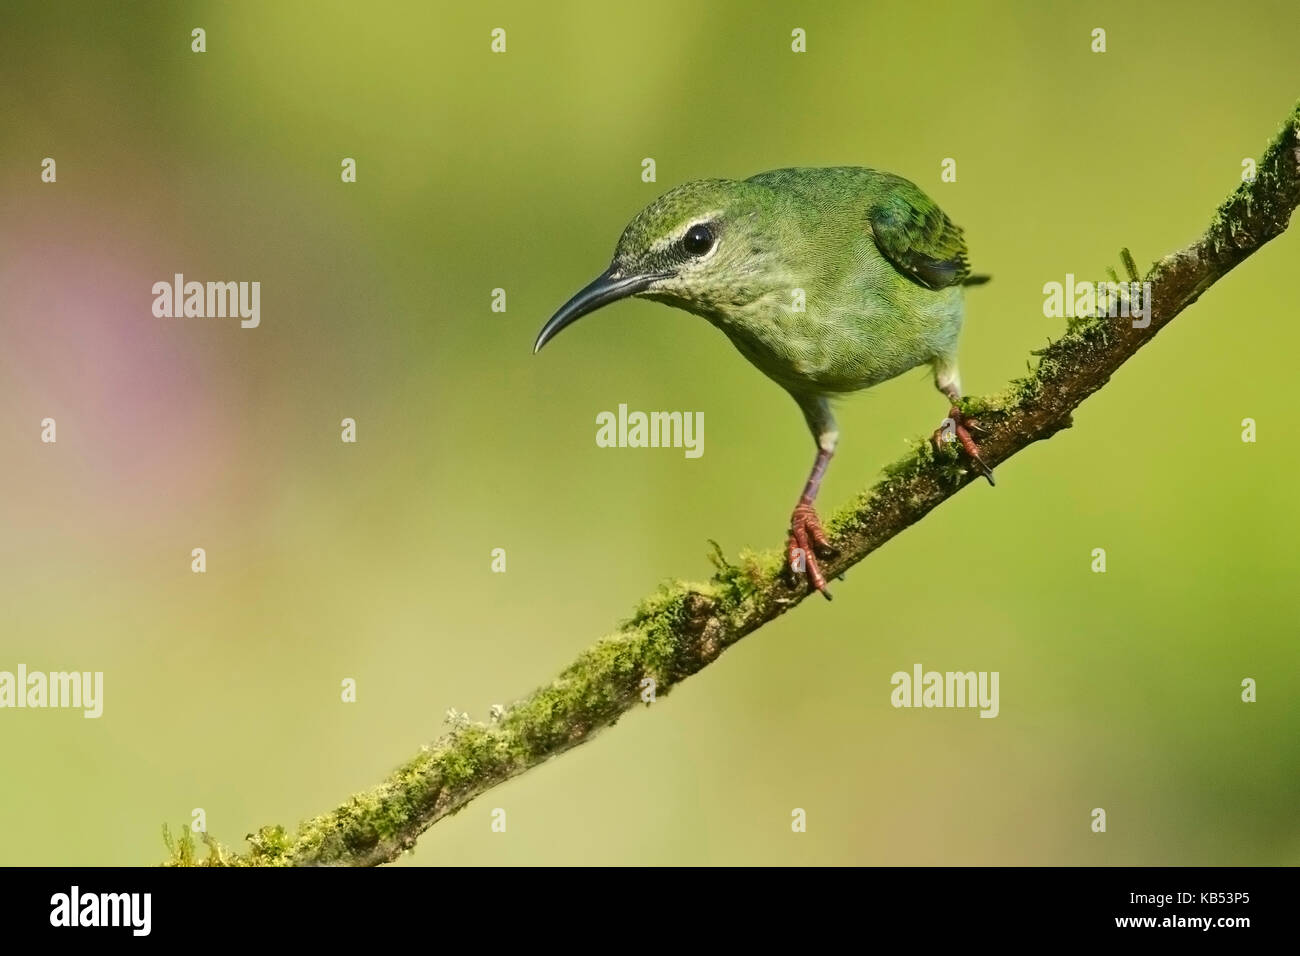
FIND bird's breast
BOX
[710,287,962,395]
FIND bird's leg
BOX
[931,365,995,486]
[786,396,840,600]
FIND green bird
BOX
[534,167,991,599]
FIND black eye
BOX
[682,223,715,257]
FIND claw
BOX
[787,502,834,599]
[934,405,995,486]
[955,423,996,486]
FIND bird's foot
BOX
[785,502,839,600]
[932,405,995,486]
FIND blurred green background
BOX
[1,0,1296,865]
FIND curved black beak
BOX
[533,266,667,354]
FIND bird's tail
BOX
[963,274,992,287]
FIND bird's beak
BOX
[533,266,667,354]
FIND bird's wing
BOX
[868,180,974,290]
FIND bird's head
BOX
[533,178,786,353]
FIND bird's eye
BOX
[682,223,715,257]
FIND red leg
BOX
[786,444,838,599]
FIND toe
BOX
[787,506,835,597]
[803,547,828,595]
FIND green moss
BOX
[162,822,251,867]
[705,540,782,606]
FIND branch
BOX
[167,100,1300,866]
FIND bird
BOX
[533,167,992,599]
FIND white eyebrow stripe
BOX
[647,209,726,254]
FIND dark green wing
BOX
[868,179,980,290]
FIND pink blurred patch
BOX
[1,197,241,519]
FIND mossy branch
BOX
[168,100,1300,866]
